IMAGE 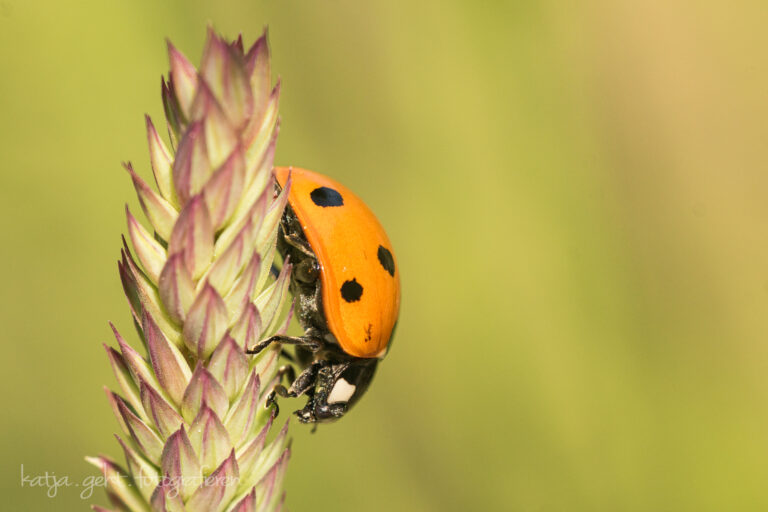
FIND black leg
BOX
[290,362,322,396]
[264,364,298,418]
[265,390,280,416]
[246,335,322,355]
[276,364,296,385]
[265,361,322,417]
[282,230,315,258]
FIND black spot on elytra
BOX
[377,246,395,276]
[340,279,363,302]
[310,186,344,207]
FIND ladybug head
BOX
[297,358,378,423]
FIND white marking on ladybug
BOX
[328,378,356,404]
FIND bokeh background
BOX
[3,1,768,510]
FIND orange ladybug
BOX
[248,167,400,423]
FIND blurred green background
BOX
[3,1,768,510]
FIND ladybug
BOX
[247,167,400,423]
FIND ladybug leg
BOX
[246,335,323,355]
[282,230,315,259]
[291,363,345,424]
[276,364,296,384]
[280,361,323,398]
[264,364,296,413]
[265,361,322,416]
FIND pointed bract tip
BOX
[166,39,182,58]
[231,33,245,54]
[108,321,124,342]
[113,433,131,452]
[248,26,269,52]
[278,417,290,438]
